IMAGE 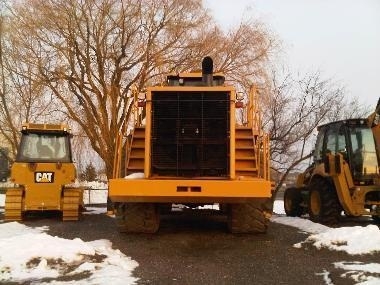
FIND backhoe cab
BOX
[284,108,380,224]
[5,123,83,221]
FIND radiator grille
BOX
[151,91,230,177]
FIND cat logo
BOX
[35,172,55,183]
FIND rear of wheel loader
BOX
[109,57,273,233]
[4,123,83,221]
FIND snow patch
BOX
[315,269,333,285]
[273,200,285,215]
[124,173,144,179]
[82,189,108,204]
[0,193,5,207]
[0,222,138,284]
[334,261,380,285]
[272,200,380,255]
[305,225,380,255]
[83,207,107,215]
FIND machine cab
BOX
[314,119,379,184]
[16,123,73,163]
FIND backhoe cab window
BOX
[350,127,378,176]
[314,129,325,161]
[324,126,347,156]
[16,133,71,162]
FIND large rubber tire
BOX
[372,205,380,224]
[116,203,160,233]
[228,198,273,234]
[308,178,341,225]
[284,187,303,217]
[372,215,380,224]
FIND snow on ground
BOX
[71,180,108,190]
[0,193,4,213]
[73,180,108,205]
[0,222,138,284]
[272,202,380,254]
[273,200,380,284]
[334,262,380,285]
[83,207,108,215]
[82,189,108,205]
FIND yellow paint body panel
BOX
[11,162,76,211]
[109,178,271,203]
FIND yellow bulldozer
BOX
[5,123,83,221]
[284,98,380,224]
[109,57,273,233]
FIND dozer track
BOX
[62,188,82,221]
[5,188,24,221]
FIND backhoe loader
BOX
[284,98,380,224]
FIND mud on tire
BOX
[228,198,273,234]
[116,203,160,233]
[308,178,341,225]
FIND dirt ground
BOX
[3,205,377,285]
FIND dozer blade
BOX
[5,188,24,221]
[62,188,81,221]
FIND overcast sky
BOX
[204,0,380,108]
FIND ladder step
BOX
[133,133,145,138]
[235,167,258,172]
[128,165,144,169]
[131,144,145,148]
[236,157,256,160]
[129,155,145,159]
[235,146,255,150]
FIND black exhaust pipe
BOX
[202,56,213,86]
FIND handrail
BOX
[112,132,122,179]
[245,85,270,181]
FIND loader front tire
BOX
[308,178,341,225]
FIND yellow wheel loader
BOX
[109,57,273,233]
[5,123,83,221]
[284,98,380,224]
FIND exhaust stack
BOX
[202,56,213,86]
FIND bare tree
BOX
[0,9,60,159]
[0,15,18,157]
[9,0,275,177]
[262,68,369,197]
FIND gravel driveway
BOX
[7,205,377,285]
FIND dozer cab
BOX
[5,123,83,221]
[284,98,380,224]
[109,57,273,233]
